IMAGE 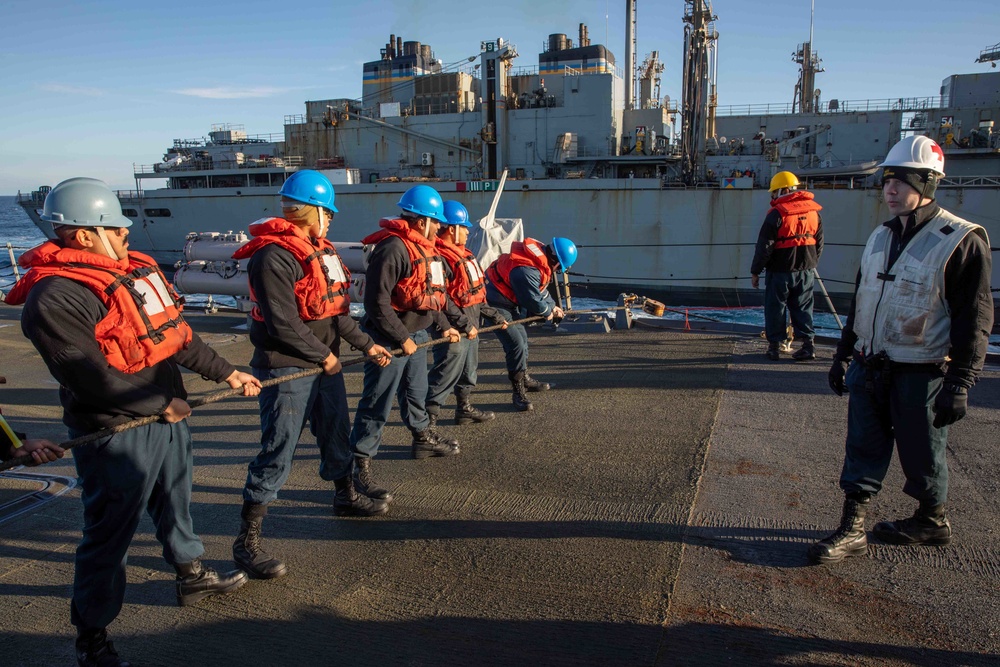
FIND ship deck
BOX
[0,308,997,666]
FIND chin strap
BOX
[94,227,120,259]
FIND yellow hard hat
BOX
[769,171,800,193]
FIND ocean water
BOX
[0,196,47,292]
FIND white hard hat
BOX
[878,136,946,177]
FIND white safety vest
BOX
[852,208,988,363]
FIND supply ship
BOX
[16,1,1000,304]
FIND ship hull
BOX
[20,180,1000,305]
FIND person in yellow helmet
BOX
[750,171,824,361]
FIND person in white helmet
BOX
[809,136,993,565]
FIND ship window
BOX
[121,208,138,217]
[144,208,171,217]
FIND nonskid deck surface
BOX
[0,309,997,666]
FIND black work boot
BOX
[455,387,495,425]
[411,429,460,459]
[423,405,459,448]
[807,492,871,564]
[426,403,441,430]
[766,341,781,361]
[523,370,552,391]
[872,502,952,545]
[76,629,131,667]
[175,559,248,607]
[334,476,389,516]
[233,501,288,580]
[510,371,534,412]
[353,456,393,502]
[792,339,816,361]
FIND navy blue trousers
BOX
[492,305,530,375]
[426,335,480,409]
[764,270,815,343]
[70,421,203,632]
[243,366,352,505]
[840,360,950,504]
[350,328,431,459]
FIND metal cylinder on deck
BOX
[173,260,249,297]
[184,231,250,262]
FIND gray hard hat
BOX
[41,177,133,228]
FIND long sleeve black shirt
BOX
[835,202,993,387]
[246,244,374,369]
[362,236,471,346]
[750,209,824,275]
[19,276,237,431]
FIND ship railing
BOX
[210,131,284,145]
[134,155,303,174]
[715,96,939,117]
[114,190,143,201]
[546,146,616,160]
[939,175,1000,188]
[15,192,46,205]
[509,66,539,77]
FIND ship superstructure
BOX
[17,1,1000,305]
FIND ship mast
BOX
[680,0,718,184]
[624,0,637,111]
[792,0,824,113]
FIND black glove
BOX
[933,383,968,429]
[828,359,850,396]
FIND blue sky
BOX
[1,0,996,194]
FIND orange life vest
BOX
[435,237,487,308]
[5,242,193,374]
[769,191,822,250]
[485,238,553,304]
[233,217,351,322]
[361,218,448,311]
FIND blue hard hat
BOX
[442,201,472,228]
[550,237,578,272]
[397,185,447,223]
[41,177,132,228]
[279,170,338,213]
